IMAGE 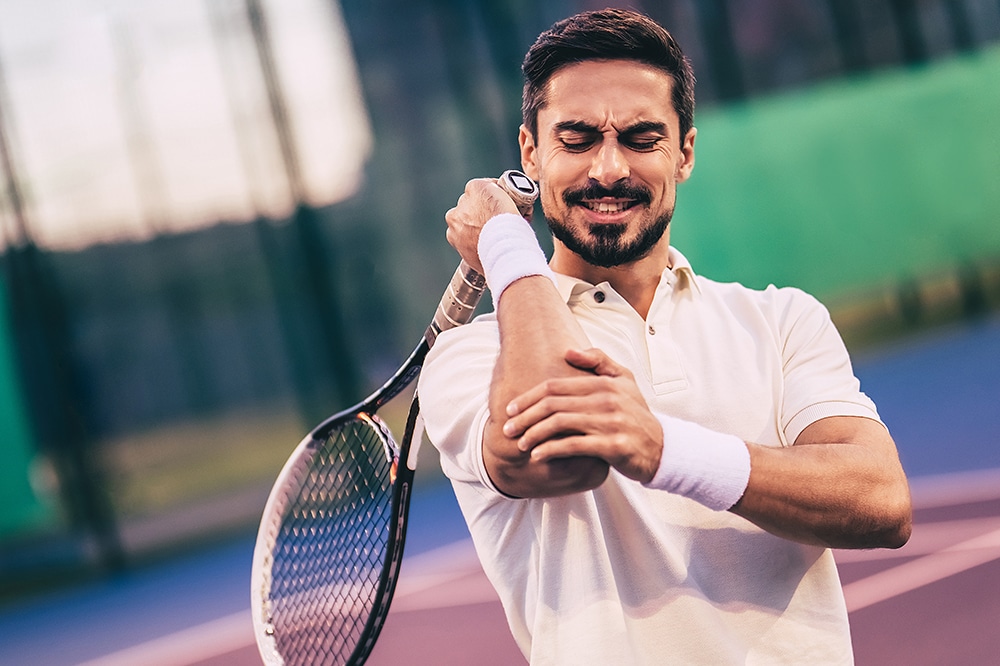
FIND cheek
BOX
[538,171,571,206]
[541,188,564,214]
[659,183,677,204]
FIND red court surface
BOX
[82,468,1000,666]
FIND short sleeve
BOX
[774,288,882,444]
[417,317,503,492]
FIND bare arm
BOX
[733,415,912,549]
[444,180,608,498]
[485,278,610,497]
[506,347,912,549]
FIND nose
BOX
[588,138,630,187]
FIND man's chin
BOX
[587,222,629,240]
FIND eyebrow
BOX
[553,120,669,136]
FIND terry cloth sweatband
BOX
[643,413,751,511]
[478,213,558,309]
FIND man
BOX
[418,8,911,664]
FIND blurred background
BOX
[0,0,998,615]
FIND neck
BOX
[551,241,671,319]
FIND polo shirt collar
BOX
[668,246,702,295]
[552,245,702,303]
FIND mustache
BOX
[562,181,653,206]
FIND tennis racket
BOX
[250,170,538,666]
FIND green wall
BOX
[673,45,1000,300]
[0,277,54,537]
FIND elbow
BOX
[880,472,913,549]
[879,492,913,549]
[860,482,913,550]
[865,512,911,550]
[822,475,912,550]
[483,419,610,498]
[514,456,611,499]
[487,446,610,499]
[887,518,912,550]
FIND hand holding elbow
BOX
[484,427,609,498]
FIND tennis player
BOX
[419,8,911,664]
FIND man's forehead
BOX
[538,60,677,132]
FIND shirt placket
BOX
[645,274,688,396]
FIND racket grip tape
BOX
[425,170,538,346]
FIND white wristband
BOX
[478,213,558,309]
[643,414,751,511]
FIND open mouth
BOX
[565,183,651,215]
[582,200,638,214]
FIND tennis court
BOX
[1,313,998,665]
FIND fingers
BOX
[515,406,662,483]
[500,349,661,482]
[445,178,522,273]
[450,179,521,226]
[501,374,640,448]
[505,373,606,420]
[565,347,633,379]
[503,390,611,445]
[505,348,629,414]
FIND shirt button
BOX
[647,325,656,335]
[594,291,606,303]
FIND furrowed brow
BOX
[619,121,668,137]
[553,120,599,134]
[552,120,668,137]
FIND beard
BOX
[546,181,672,268]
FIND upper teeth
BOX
[587,201,628,213]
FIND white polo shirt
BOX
[418,247,879,665]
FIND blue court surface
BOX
[1,314,998,665]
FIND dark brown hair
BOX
[522,8,695,144]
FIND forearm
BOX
[732,417,912,549]
[484,277,609,497]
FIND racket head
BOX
[251,405,418,666]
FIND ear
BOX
[676,127,697,183]
[518,124,540,181]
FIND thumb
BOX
[564,347,626,377]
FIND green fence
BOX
[674,45,1000,300]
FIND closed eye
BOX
[561,137,597,152]
[621,137,661,151]
[620,121,668,152]
[553,121,668,153]
[554,121,600,153]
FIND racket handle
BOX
[498,169,540,221]
[425,170,538,346]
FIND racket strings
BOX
[267,417,398,665]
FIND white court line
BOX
[75,610,253,666]
[908,467,1000,509]
[842,526,1000,612]
[393,538,481,599]
[75,540,484,666]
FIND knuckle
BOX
[599,376,620,393]
[597,392,621,412]
[541,378,561,395]
[611,433,630,454]
[549,412,570,430]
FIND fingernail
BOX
[503,421,516,437]
[506,402,518,416]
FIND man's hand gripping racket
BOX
[250,170,538,666]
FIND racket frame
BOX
[251,170,537,665]
[251,339,427,666]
